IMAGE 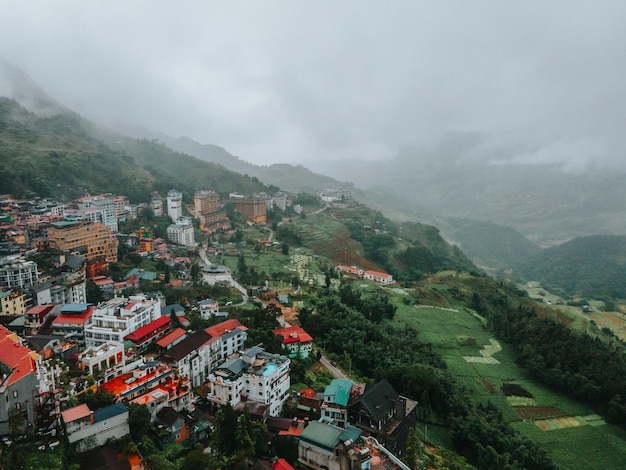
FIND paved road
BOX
[319,355,350,380]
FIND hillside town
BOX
[0,187,406,469]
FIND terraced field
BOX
[392,298,626,470]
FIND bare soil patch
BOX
[502,383,534,398]
[513,406,563,421]
[478,377,499,395]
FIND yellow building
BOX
[229,195,266,224]
[0,290,26,316]
[47,221,118,263]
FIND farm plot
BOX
[393,303,626,470]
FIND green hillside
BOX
[0,97,268,202]
[440,218,542,270]
[519,234,626,298]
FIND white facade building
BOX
[199,298,219,320]
[166,217,195,246]
[76,195,119,233]
[206,346,290,417]
[83,295,162,348]
[0,257,39,290]
[166,190,183,220]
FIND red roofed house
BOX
[272,325,314,358]
[0,325,40,435]
[335,265,364,277]
[123,316,171,350]
[156,328,187,351]
[51,303,94,341]
[25,304,55,335]
[362,270,394,284]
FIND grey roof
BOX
[354,379,399,422]
[164,303,185,314]
[61,303,91,313]
[242,345,264,359]
[219,357,245,375]
[299,421,360,452]
[157,406,184,426]
[26,334,63,351]
[166,330,212,361]
[221,327,244,341]
[64,255,85,270]
[93,403,128,423]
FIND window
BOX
[15,402,20,410]
[12,390,17,398]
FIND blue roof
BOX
[61,303,91,313]
[93,403,128,423]
[324,379,355,406]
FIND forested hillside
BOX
[0,97,268,202]
[519,234,626,298]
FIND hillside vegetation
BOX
[519,234,626,298]
[0,98,268,202]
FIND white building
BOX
[78,341,125,376]
[167,217,195,246]
[83,295,162,348]
[76,195,119,233]
[205,319,248,363]
[199,298,219,320]
[206,346,290,417]
[61,403,129,452]
[163,330,218,387]
[166,190,183,220]
[0,257,39,290]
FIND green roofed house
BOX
[321,379,356,428]
[298,420,362,469]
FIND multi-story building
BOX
[229,194,267,224]
[166,190,183,220]
[0,290,26,316]
[123,316,171,350]
[24,304,55,335]
[46,221,118,272]
[199,298,219,320]
[100,360,175,401]
[51,303,94,340]
[63,208,104,226]
[205,319,248,364]
[298,421,365,470]
[205,346,290,417]
[0,257,38,290]
[166,217,195,246]
[83,295,162,348]
[78,341,125,376]
[31,255,87,306]
[150,197,163,217]
[0,325,40,435]
[162,330,218,387]
[76,194,119,233]
[321,379,358,428]
[193,190,229,233]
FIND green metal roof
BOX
[324,378,354,406]
[299,421,344,452]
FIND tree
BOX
[170,308,182,329]
[86,279,104,304]
[282,243,289,255]
[127,403,151,441]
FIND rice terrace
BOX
[392,289,626,470]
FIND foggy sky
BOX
[1,1,625,168]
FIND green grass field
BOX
[393,301,626,470]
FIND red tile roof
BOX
[272,325,313,345]
[52,310,92,325]
[205,319,248,337]
[61,403,91,423]
[155,328,187,348]
[124,316,170,343]
[0,326,38,387]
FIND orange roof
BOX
[272,458,295,470]
[0,326,38,387]
[61,403,91,423]
[156,328,187,348]
[205,319,248,337]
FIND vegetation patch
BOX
[477,377,499,395]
